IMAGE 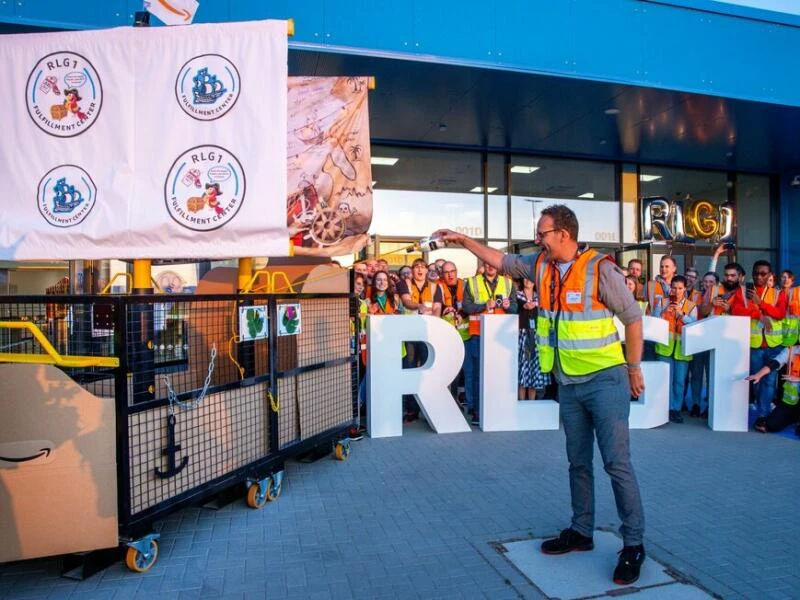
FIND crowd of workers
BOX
[350,242,800,437]
[626,243,800,434]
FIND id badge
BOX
[529,318,536,330]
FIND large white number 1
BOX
[615,316,669,429]
[682,316,750,432]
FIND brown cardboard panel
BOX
[298,265,348,294]
[128,385,269,515]
[277,376,299,448]
[297,297,351,368]
[195,267,237,294]
[0,364,117,563]
[297,363,353,440]
[276,334,298,372]
[195,264,347,295]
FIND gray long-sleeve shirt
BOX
[501,250,641,385]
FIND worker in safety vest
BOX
[461,262,515,424]
[396,258,443,423]
[684,267,702,306]
[644,256,677,311]
[652,275,698,423]
[440,261,470,340]
[685,271,725,418]
[743,260,787,418]
[627,258,645,301]
[439,261,470,403]
[625,275,648,315]
[746,345,800,435]
[779,270,800,347]
[434,203,647,587]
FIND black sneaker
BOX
[668,410,683,423]
[689,405,700,418]
[613,544,646,585]
[540,528,594,555]
[470,412,480,426]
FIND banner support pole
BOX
[133,260,152,294]
[238,258,254,292]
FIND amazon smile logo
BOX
[0,441,56,467]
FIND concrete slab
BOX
[635,583,715,598]
[501,531,675,599]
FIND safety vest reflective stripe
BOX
[749,287,783,348]
[534,249,625,376]
[441,279,471,341]
[555,331,622,350]
[781,287,800,346]
[654,298,696,361]
[538,307,614,321]
[409,281,439,306]
[441,280,464,307]
[465,275,512,336]
[646,279,670,305]
[780,347,800,406]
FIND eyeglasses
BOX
[535,228,559,240]
[442,269,457,274]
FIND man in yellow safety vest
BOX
[434,204,646,587]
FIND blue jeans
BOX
[750,346,783,417]
[559,365,645,546]
[687,350,709,412]
[463,336,480,414]
[656,354,690,412]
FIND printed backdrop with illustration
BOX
[0,21,288,260]
[287,77,373,257]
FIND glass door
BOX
[373,236,422,269]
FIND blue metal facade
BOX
[2,0,798,268]
[3,1,800,106]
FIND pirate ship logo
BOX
[165,145,245,231]
[37,165,97,228]
[175,54,240,121]
[25,51,102,137]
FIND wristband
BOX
[626,363,641,371]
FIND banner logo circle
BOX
[165,145,246,231]
[26,52,103,137]
[175,54,241,121]
[37,165,97,228]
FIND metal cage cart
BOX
[0,291,358,576]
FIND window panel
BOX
[736,174,771,248]
[510,156,617,243]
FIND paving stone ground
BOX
[1,416,798,599]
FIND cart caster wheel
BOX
[246,482,268,509]
[266,472,284,501]
[334,440,351,461]
[125,539,158,573]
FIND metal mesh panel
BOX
[296,297,351,367]
[276,295,356,449]
[0,292,355,525]
[123,296,272,515]
[128,384,269,515]
[0,297,118,399]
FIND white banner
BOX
[0,20,288,260]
